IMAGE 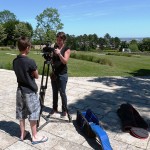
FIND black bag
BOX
[76,110,97,138]
[117,103,148,132]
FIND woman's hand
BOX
[54,47,71,64]
[54,48,61,55]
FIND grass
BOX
[0,50,150,77]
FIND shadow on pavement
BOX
[68,76,150,133]
[0,121,20,138]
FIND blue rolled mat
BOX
[90,123,113,150]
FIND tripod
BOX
[37,59,72,131]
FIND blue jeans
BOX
[51,73,68,112]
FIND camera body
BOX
[43,47,54,61]
[42,43,58,61]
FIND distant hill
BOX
[120,37,145,42]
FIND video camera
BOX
[42,43,58,61]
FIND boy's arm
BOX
[32,70,39,79]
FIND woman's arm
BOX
[55,48,71,64]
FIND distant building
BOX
[33,45,43,50]
[122,48,131,53]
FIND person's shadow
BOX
[0,121,20,137]
[0,120,31,140]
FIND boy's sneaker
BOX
[61,111,67,118]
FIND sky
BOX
[0,0,150,38]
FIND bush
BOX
[106,52,132,57]
[0,47,11,51]
[70,52,113,66]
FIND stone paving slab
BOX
[0,69,150,150]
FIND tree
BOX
[25,22,34,37]
[139,38,150,51]
[75,35,82,50]
[104,33,111,48]
[3,20,33,46]
[33,27,56,45]
[33,28,46,45]
[2,20,19,45]
[65,34,77,50]
[129,40,139,52]
[98,37,106,50]
[114,37,121,49]
[0,24,7,43]
[119,41,128,51]
[36,8,63,35]
[14,22,32,39]
[88,34,98,50]
[0,10,16,24]
[80,34,86,51]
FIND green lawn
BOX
[0,50,150,77]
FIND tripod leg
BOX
[39,61,50,105]
[37,61,50,129]
[66,106,72,122]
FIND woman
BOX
[50,32,71,117]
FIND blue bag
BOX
[76,109,112,150]
[90,123,112,150]
[76,110,96,138]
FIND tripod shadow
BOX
[41,105,63,117]
[38,105,71,131]
[72,120,103,150]
[42,105,51,113]
[41,105,70,121]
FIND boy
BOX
[13,36,48,144]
